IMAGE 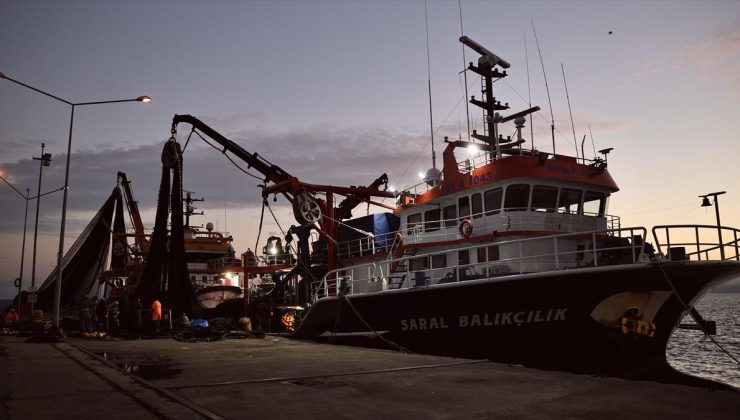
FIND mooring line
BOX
[167,359,491,390]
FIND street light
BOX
[31,143,52,295]
[1,71,151,336]
[0,172,31,319]
[699,191,726,260]
[1,172,64,319]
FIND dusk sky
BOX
[1,0,739,299]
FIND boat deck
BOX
[2,335,738,419]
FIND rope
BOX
[254,198,267,257]
[188,130,265,182]
[658,265,740,365]
[338,293,410,354]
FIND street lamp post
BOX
[17,188,30,318]
[1,71,150,335]
[700,191,726,260]
[30,143,51,294]
[0,171,31,319]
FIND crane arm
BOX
[117,171,149,252]
[172,114,294,186]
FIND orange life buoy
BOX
[459,219,473,238]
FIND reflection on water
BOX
[667,293,740,388]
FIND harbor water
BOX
[667,293,740,388]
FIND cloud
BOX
[0,123,433,235]
[615,21,740,93]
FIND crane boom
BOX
[172,114,294,186]
[117,171,149,254]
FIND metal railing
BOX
[652,224,740,261]
[315,226,647,301]
[335,210,620,259]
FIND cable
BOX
[393,78,481,186]
[339,293,410,354]
[658,265,740,365]
[0,173,28,200]
[188,130,265,182]
[254,198,266,255]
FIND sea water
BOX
[667,293,740,389]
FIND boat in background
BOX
[182,192,244,309]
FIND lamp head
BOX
[136,95,152,103]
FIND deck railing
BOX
[314,226,647,301]
[336,210,620,260]
[652,224,740,261]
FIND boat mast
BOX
[424,1,436,170]
[460,36,510,160]
[183,191,204,229]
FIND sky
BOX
[1,0,739,299]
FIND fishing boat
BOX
[181,192,244,309]
[150,36,739,380]
[285,36,740,380]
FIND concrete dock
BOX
[1,335,739,419]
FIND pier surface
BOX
[1,335,738,419]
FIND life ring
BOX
[459,219,473,238]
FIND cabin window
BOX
[531,185,558,212]
[410,257,428,271]
[471,193,483,219]
[424,209,441,232]
[458,250,470,266]
[190,275,196,282]
[558,188,582,214]
[484,187,503,215]
[443,205,457,227]
[458,196,471,219]
[202,276,208,282]
[476,245,499,262]
[407,213,422,234]
[504,184,530,211]
[583,191,606,216]
[431,254,447,269]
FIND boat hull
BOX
[195,285,243,309]
[293,261,740,379]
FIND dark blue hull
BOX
[293,261,740,380]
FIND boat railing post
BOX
[694,226,701,261]
[518,241,524,273]
[734,230,739,261]
[553,237,559,269]
[592,232,598,267]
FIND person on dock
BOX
[151,299,162,335]
[108,299,120,334]
[130,298,143,339]
[78,296,93,334]
[4,308,19,328]
[96,298,108,331]
[90,297,99,331]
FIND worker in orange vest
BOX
[4,308,19,327]
[151,299,162,334]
